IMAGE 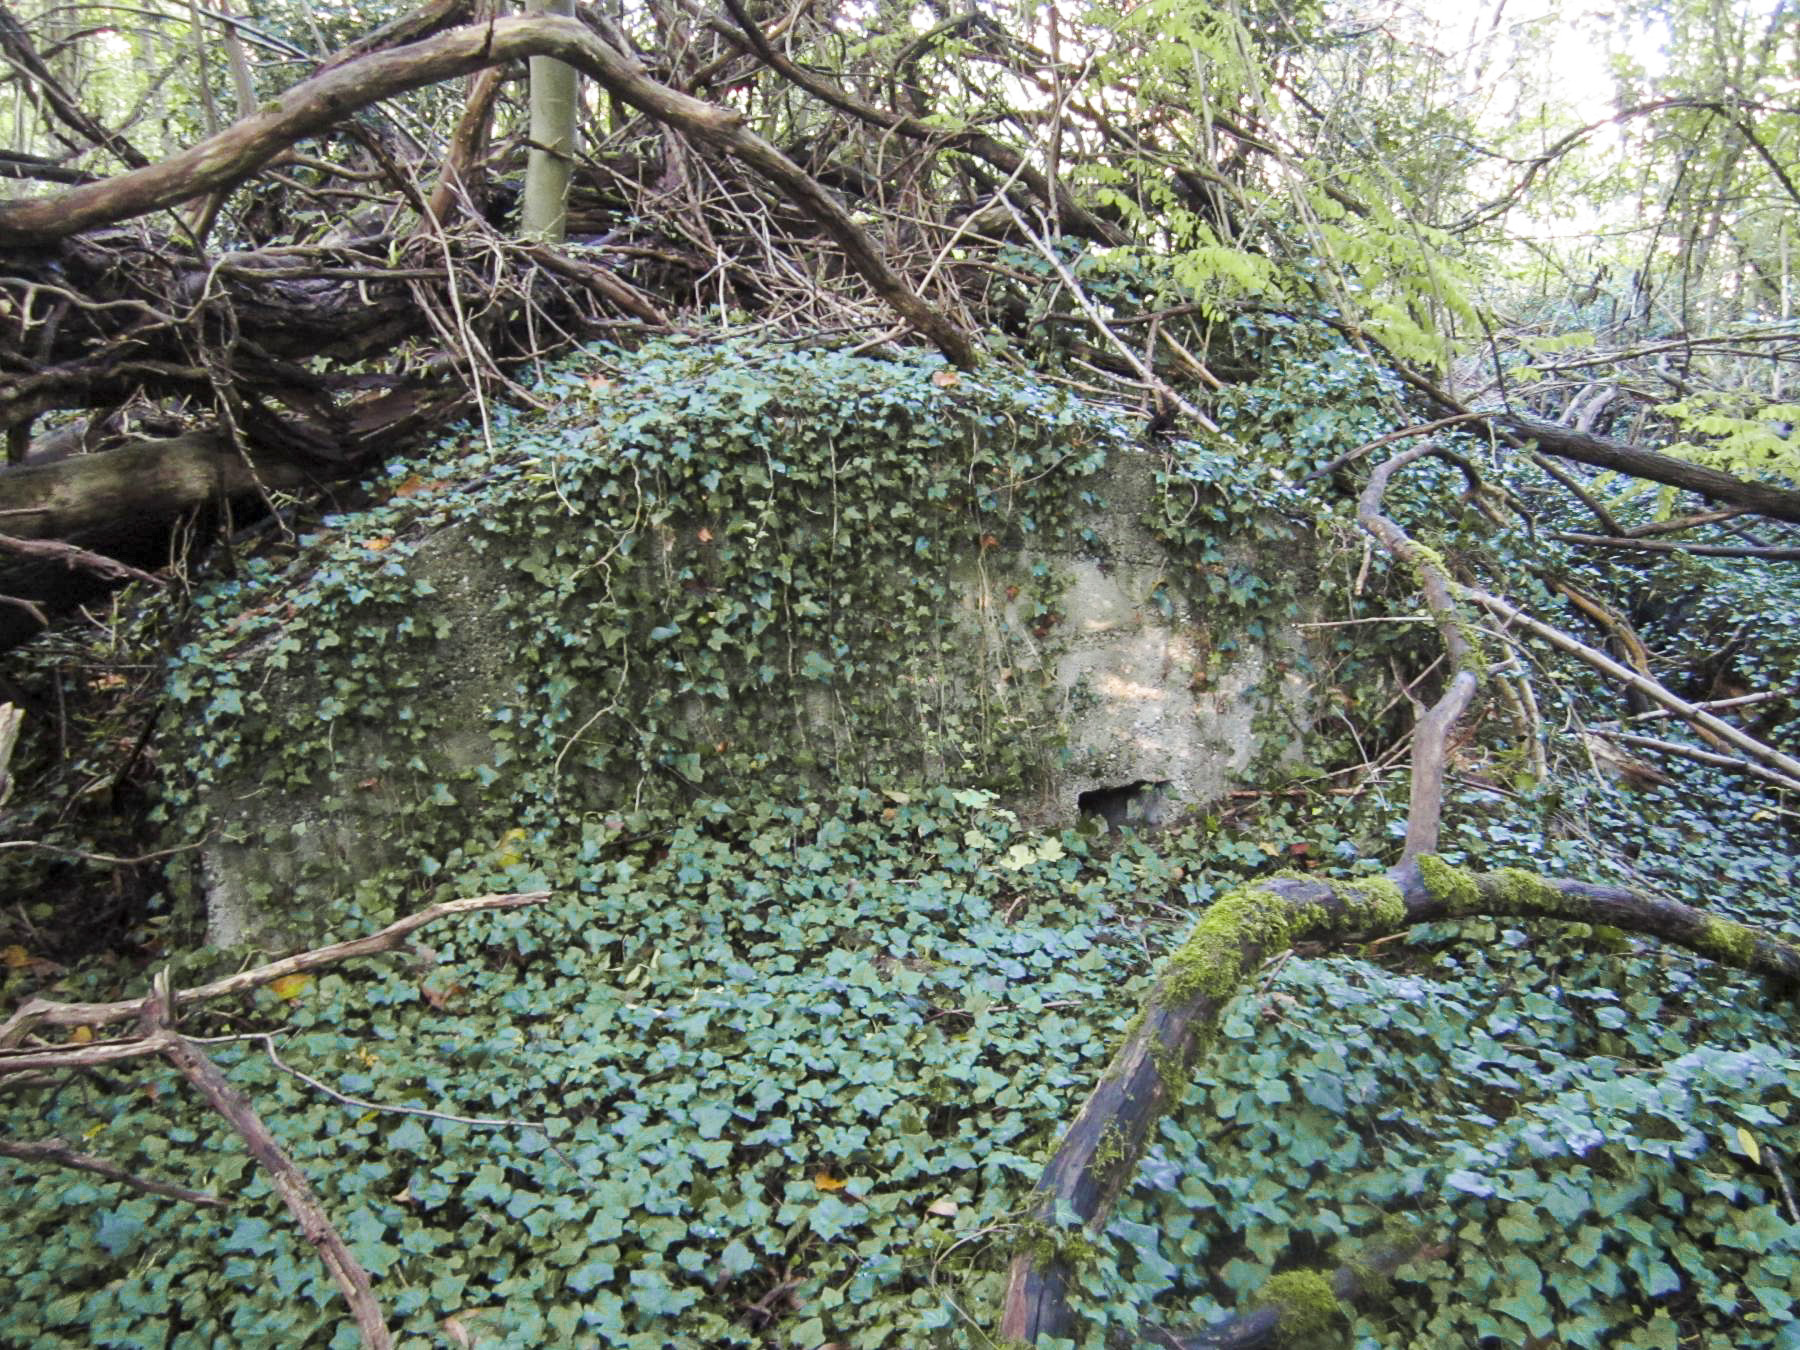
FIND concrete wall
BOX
[194,449,1313,946]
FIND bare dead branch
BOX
[140,972,393,1349]
[0,532,166,587]
[0,1135,224,1206]
[1467,587,1800,787]
[1356,445,1481,857]
[1547,530,1800,560]
[0,890,550,1048]
[0,17,974,366]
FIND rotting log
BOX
[998,860,1800,1343]
[0,432,311,648]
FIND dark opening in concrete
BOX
[1077,779,1172,833]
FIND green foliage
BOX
[3,339,1798,1350]
[1655,394,1800,484]
[146,339,1152,932]
[0,794,1218,1348]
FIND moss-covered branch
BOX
[998,858,1799,1343]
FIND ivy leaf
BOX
[94,1207,144,1256]
[719,1240,755,1277]
[808,1194,857,1241]
[1446,1169,1495,1198]
[1735,1126,1762,1165]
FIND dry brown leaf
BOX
[420,980,462,1011]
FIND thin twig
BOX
[0,1135,224,1206]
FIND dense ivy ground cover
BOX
[2,332,1797,1347]
[2,783,1796,1348]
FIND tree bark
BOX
[1495,412,1800,525]
[999,860,1800,1343]
[0,432,310,648]
[522,0,578,242]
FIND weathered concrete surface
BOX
[959,450,1310,827]
[195,448,1313,946]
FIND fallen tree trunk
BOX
[998,858,1800,1343]
[1493,413,1800,526]
[0,432,312,647]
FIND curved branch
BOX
[999,860,1799,1342]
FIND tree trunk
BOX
[0,433,312,648]
[522,0,578,242]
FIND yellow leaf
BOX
[1737,1126,1762,1166]
[84,1122,105,1141]
[930,368,960,388]
[813,1172,848,1192]
[69,1026,93,1044]
[1,945,28,969]
[269,974,313,1000]
[926,1197,958,1217]
[362,537,392,552]
[495,827,527,867]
